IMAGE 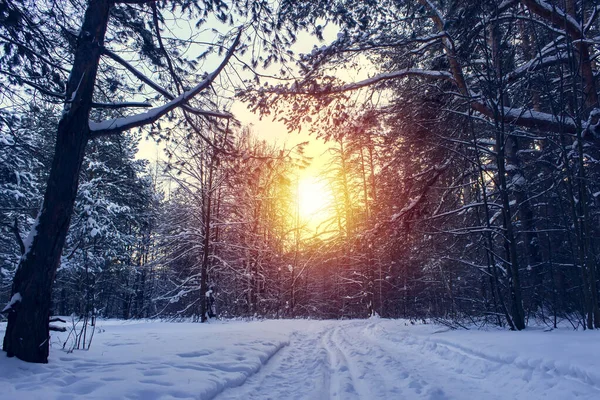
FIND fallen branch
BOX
[49,325,67,332]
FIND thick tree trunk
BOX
[2,0,111,363]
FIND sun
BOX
[297,176,332,227]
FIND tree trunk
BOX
[199,153,215,323]
[2,0,111,363]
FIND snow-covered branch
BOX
[279,69,454,96]
[336,69,454,92]
[520,0,582,38]
[584,6,600,33]
[471,103,579,134]
[90,101,152,109]
[521,0,598,108]
[100,47,233,123]
[90,30,241,137]
[417,0,469,96]
[505,53,570,84]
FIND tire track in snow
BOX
[321,324,365,400]
[329,321,409,399]
[210,319,600,400]
[358,321,493,399]
[215,325,331,400]
[199,338,289,400]
[338,320,444,400]
[363,321,600,399]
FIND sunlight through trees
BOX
[2,0,600,365]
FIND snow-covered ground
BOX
[1,318,599,399]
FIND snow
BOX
[62,75,85,117]
[512,173,526,187]
[1,319,599,399]
[1,292,21,313]
[89,97,182,133]
[21,212,40,260]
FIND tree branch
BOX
[0,70,65,99]
[90,29,241,137]
[11,218,25,256]
[472,103,578,133]
[521,0,598,108]
[272,69,454,96]
[49,325,67,332]
[520,0,582,37]
[90,101,152,109]
[152,2,183,94]
[101,48,232,120]
[505,52,570,84]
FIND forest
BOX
[1,0,600,365]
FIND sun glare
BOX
[297,176,332,227]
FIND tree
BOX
[153,126,301,320]
[0,0,245,363]
[0,106,53,304]
[243,0,600,330]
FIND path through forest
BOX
[216,319,599,400]
[1,319,599,399]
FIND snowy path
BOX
[216,319,600,400]
[1,319,600,399]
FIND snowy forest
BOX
[2,0,600,365]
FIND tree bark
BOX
[2,0,111,363]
